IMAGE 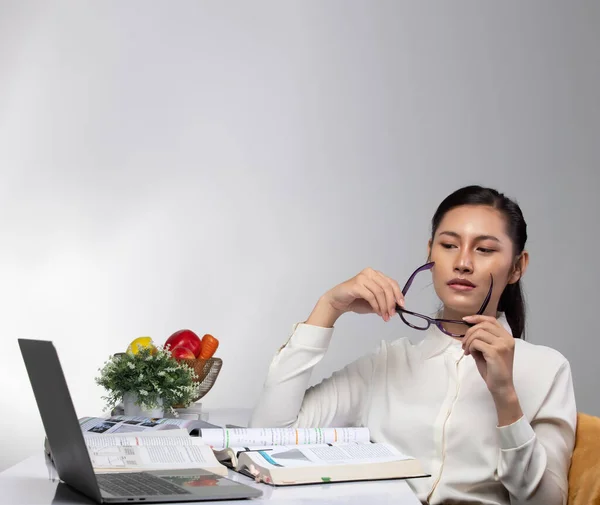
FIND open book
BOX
[77,414,214,436]
[82,430,228,476]
[199,426,429,486]
[44,415,222,474]
[46,418,428,486]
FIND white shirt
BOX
[249,314,577,505]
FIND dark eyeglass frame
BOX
[394,262,493,338]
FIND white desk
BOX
[0,409,421,505]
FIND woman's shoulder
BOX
[512,339,575,419]
[514,338,571,376]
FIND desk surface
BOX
[0,409,421,505]
[0,453,422,505]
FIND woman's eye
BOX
[478,248,496,253]
[441,243,457,249]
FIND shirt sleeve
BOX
[248,322,378,429]
[496,360,577,505]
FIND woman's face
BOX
[428,204,528,318]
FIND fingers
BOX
[466,338,495,359]
[351,283,385,318]
[378,271,405,308]
[463,314,502,327]
[463,319,512,347]
[364,278,392,321]
[462,320,514,358]
[373,271,403,318]
[462,328,495,356]
[463,321,502,340]
[356,268,404,321]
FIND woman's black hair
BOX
[431,185,527,339]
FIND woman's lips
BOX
[448,283,476,292]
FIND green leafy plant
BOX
[95,346,199,415]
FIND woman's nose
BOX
[454,263,473,274]
[454,254,473,274]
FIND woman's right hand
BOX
[307,268,405,327]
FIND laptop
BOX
[18,338,263,503]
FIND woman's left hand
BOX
[461,314,516,399]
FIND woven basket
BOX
[178,357,223,403]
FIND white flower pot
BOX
[122,392,164,418]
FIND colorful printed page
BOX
[200,427,370,449]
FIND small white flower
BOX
[127,362,135,370]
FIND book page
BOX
[83,430,205,449]
[200,427,370,449]
[79,416,201,436]
[242,443,412,469]
[89,444,226,475]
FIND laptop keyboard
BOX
[97,472,192,497]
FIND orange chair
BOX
[568,412,600,505]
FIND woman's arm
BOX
[250,269,404,429]
[462,315,577,505]
[248,319,379,429]
[496,361,577,505]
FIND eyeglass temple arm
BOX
[476,274,494,315]
[401,262,435,296]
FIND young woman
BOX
[249,185,577,505]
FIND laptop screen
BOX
[19,339,103,502]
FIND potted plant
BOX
[95,346,200,417]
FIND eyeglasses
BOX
[394,262,493,338]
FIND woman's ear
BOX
[508,250,530,284]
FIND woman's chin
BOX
[434,285,485,317]
[440,298,480,318]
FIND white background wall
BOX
[1,0,598,472]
